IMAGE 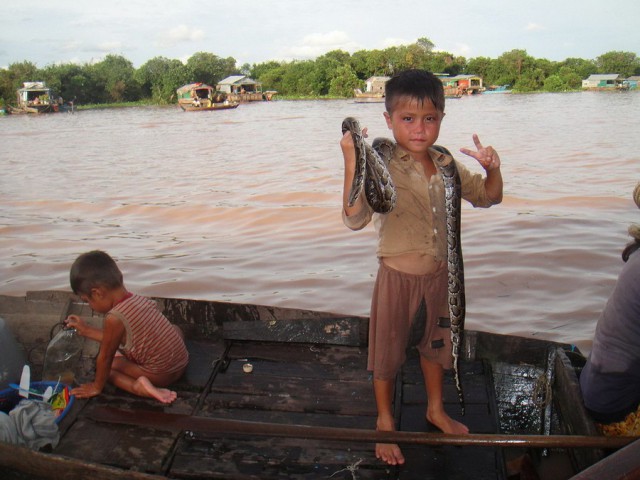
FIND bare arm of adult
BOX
[460,134,503,204]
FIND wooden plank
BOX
[553,348,604,470]
[569,439,640,480]
[155,296,223,339]
[400,363,497,433]
[202,389,376,417]
[400,403,496,435]
[493,363,545,435]
[468,330,573,365]
[223,316,367,346]
[89,408,638,449]
[400,445,503,480]
[553,349,599,437]
[156,295,367,344]
[177,338,226,389]
[402,360,489,405]
[198,408,377,430]
[398,354,505,479]
[205,366,376,416]
[54,416,175,473]
[204,341,375,416]
[0,442,166,480]
[171,435,387,479]
[226,342,370,380]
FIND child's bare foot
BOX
[135,376,178,404]
[426,410,469,435]
[375,415,405,465]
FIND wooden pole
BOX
[91,407,636,450]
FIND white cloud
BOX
[61,40,83,52]
[451,43,472,56]
[435,43,472,57]
[525,22,546,31]
[156,25,205,48]
[303,31,353,47]
[278,31,361,59]
[97,41,123,52]
[380,37,411,48]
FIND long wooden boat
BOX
[179,101,239,112]
[0,291,636,479]
[484,85,512,94]
[176,83,239,112]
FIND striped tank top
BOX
[109,294,189,375]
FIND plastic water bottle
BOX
[42,326,84,385]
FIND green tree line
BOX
[1,39,638,107]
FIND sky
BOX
[1,0,638,70]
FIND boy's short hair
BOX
[70,250,123,295]
[385,69,445,114]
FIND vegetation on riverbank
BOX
[1,38,638,108]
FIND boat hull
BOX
[353,93,385,103]
[0,291,611,479]
[178,102,239,112]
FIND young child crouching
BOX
[65,250,189,404]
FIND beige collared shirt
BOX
[343,144,498,262]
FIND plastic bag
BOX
[42,327,84,384]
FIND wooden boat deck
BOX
[49,338,504,479]
[1,291,614,479]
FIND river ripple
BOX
[1,92,638,353]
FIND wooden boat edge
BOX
[0,290,615,479]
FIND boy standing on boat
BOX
[340,69,503,465]
[65,250,189,404]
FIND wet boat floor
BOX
[54,338,505,479]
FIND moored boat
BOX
[484,85,512,94]
[353,89,385,103]
[0,290,634,479]
[8,82,69,114]
[444,85,463,99]
[176,83,239,112]
[353,76,390,103]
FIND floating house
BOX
[440,74,484,96]
[175,83,239,112]
[9,81,67,114]
[363,76,389,94]
[581,74,627,90]
[353,76,390,103]
[216,75,276,102]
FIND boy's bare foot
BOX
[375,415,405,465]
[426,410,469,435]
[135,376,178,404]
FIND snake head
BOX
[341,117,359,135]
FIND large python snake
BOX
[341,117,396,213]
[433,146,466,416]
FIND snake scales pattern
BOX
[341,117,396,214]
[342,118,465,414]
[433,146,466,416]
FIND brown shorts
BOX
[368,260,452,380]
